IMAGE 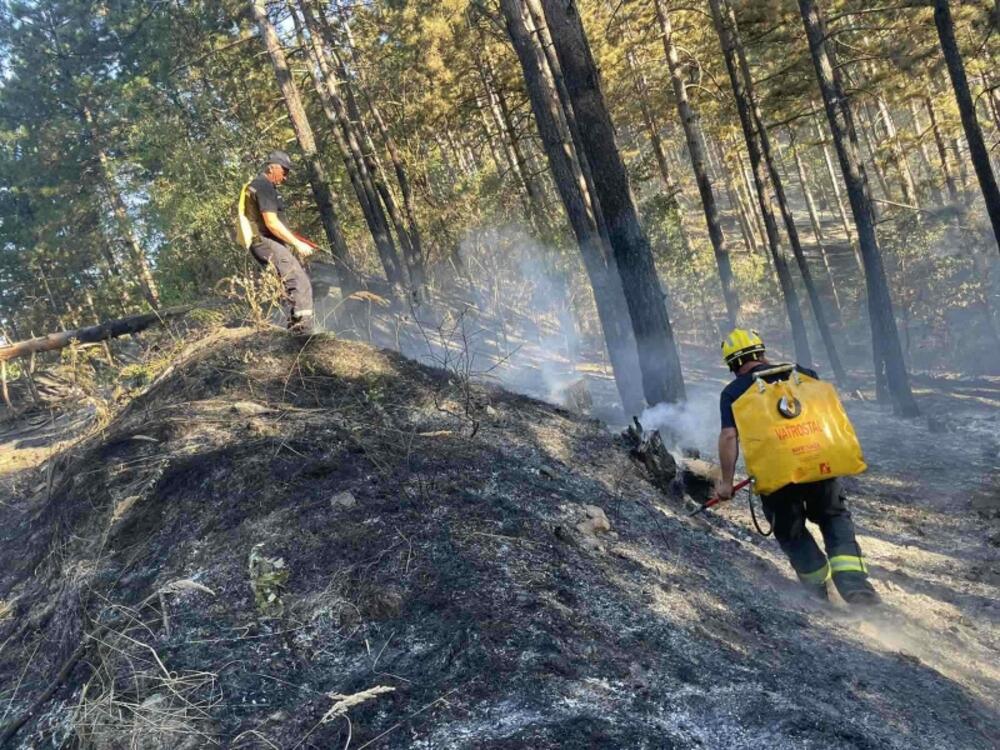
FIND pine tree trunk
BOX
[876,95,920,210]
[500,0,646,415]
[655,0,740,329]
[82,108,160,309]
[792,140,844,322]
[798,0,919,416]
[952,136,971,191]
[622,43,673,196]
[713,137,760,254]
[538,0,685,404]
[477,45,550,233]
[709,0,812,366]
[925,95,960,203]
[523,0,609,244]
[813,112,864,275]
[934,0,1000,253]
[299,2,423,295]
[727,1,845,383]
[337,15,426,278]
[250,0,357,289]
[292,3,400,289]
[859,100,895,204]
[909,98,945,205]
[736,145,768,249]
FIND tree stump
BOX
[623,416,677,493]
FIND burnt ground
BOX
[0,328,998,749]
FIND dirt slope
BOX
[0,329,997,749]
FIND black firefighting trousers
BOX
[761,478,870,596]
[250,237,313,323]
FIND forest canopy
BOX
[1,0,998,410]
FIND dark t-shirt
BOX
[719,362,819,430]
[244,173,286,242]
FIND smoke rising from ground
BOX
[639,388,722,457]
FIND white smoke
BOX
[639,388,721,457]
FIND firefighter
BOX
[237,150,316,335]
[715,329,879,606]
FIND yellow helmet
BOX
[722,328,765,368]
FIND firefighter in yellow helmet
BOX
[716,329,879,605]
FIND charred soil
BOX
[0,329,997,749]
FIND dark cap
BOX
[264,150,292,171]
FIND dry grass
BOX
[72,599,222,749]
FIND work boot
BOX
[804,582,829,602]
[834,572,881,607]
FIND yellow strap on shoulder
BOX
[236,181,253,250]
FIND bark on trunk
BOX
[934,0,1000,253]
[798,0,919,416]
[655,0,740,329]
[250,0,359,289]
[538,0,685,404]
[500,0,646,416]
[709,0,813,367]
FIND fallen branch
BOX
[0,305,198,363]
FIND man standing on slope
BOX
[238,150,316,335]
[714,329,879,606]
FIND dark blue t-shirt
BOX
[719,362,819,430]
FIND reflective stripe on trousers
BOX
[830,554,867,575]
[798,561,832,585]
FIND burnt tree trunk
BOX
[500,0,646,416]
[291,3,397,292]
[539,0,685,404]
[799,0,919,416]
[338,16,427,282]
[934,0,1000,253]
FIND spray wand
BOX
[687,478,751,517]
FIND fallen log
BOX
[0,304,196,363]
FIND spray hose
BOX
[687,477,773,536]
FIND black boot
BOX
[834,572,881,607]
[805,582,829,602]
